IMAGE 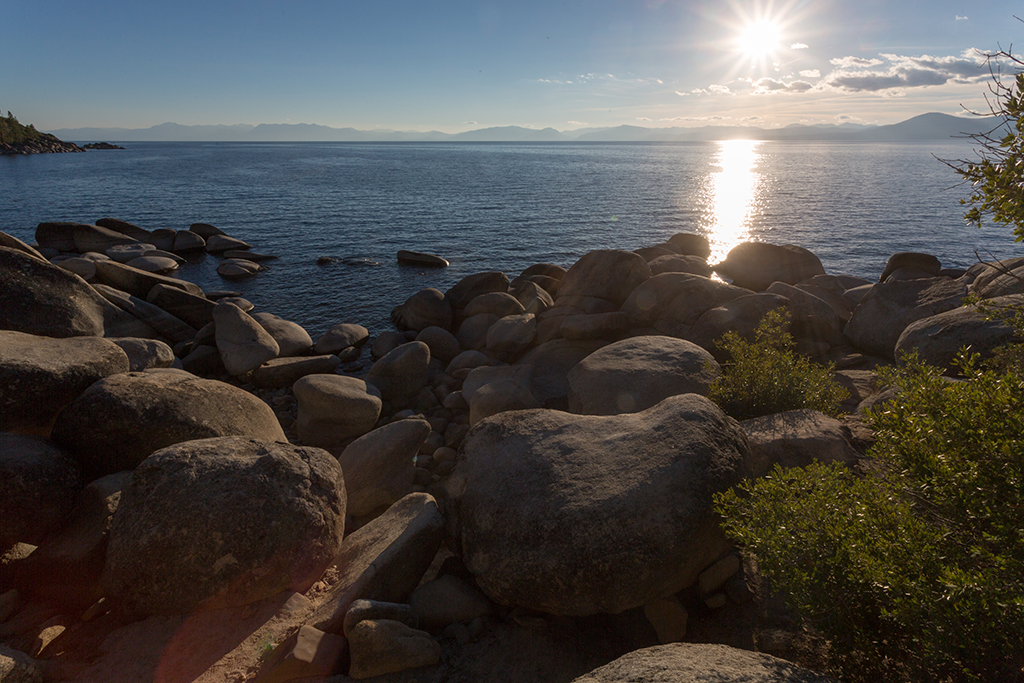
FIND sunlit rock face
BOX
[446,394,752,616]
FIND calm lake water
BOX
[1,141,1017,337]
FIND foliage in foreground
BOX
[946,49,1024,241]
[707,308,847,420]
[716,350,1024,682]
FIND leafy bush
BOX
[715,349,1024,682]
[707,308,847,420]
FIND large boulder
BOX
[0,433,81,549]
[621,273,748,330]
[72,223,139,254]
[108,337,176,372]
[12,472,128,608]
[146,283,217,329]
[252,312,313,357]
[894,295,1024,370]
[0,246,115,337]
[446,394,751,615]
[0,331,129,435]
[567,336,720,415]
[0,229,46,261]
[94,284,197,344]
[314,323,370,355]
[102,437,346,617]
[690,293,791,358]
[515,338,608,407]
[35,221,82,251]
[213,301,280,375]
[556,249,652,308]
[335,418,431,516]
[50,369,287,476]
[879,252,941,282]
[463,292,526,319]
[844,277,968,359]
[570,643,835,683]
[93,259,204,298]
[95,217,152,241]
[365,341,431,404]
[391,288,452,332]
[714,242,825,291]
[253,355,343,389]
[444,272,510,311]
[667,233,711,258]
[294,375,383,447]
[741,409,859,479]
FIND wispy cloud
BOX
[659,115,726,121]
[567,120,587,126]
[799,69,821,78]
[790,43,809,50]
[956,15,968,21]
[463,120,478,125]
[709,84,733,95]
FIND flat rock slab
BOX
[446,394,752,615]
[570,643,836,682]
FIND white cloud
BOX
[675,90,690,96]
[799,69,821,78]
[830,56,884,68]
[790,43,809,50]
[636,117,652,121]
[567,120,587,126]
[823,49,988,92]
[463,121,478,125]
[708,84,733,95]
[956,15,968,21]
[752,77,814,94]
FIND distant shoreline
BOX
[47,111,999,144]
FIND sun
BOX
[737,19,782,60]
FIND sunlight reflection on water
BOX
[701,140,766,264]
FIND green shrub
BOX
[715,349,1024,682]
[707,308,848,420]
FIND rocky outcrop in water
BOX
[0,224,1014,681]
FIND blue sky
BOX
[2,0,1019,132]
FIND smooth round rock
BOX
[0,331,130,435]
[0,433,81,548]
[446,394,751,615]
[567,336,720,415]
[51,370,287,476]
[570,643,835,683]
[103,437,346,617]
[294,375,383,447]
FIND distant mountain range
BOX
[48,112,1001,144]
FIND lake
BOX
[1,140,1016,338]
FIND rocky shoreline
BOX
[2,219,1022,682]
[0,135,84,155]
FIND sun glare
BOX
[737,19,782,60]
